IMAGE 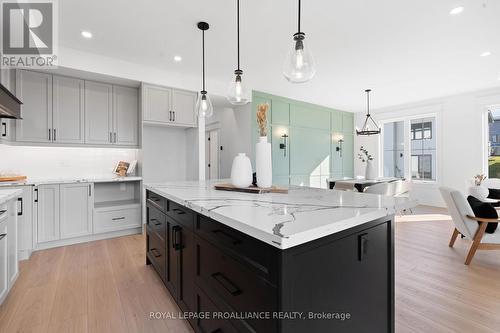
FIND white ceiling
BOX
[59,0,500,111]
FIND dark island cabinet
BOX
[145,190,394,333]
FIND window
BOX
[488,108,500,178]
[382,115,437,182]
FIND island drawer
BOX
[147,231,166,281]
[196,215,279,284]
[167,200,194,229]
[147,204,166,241]
[194,286,238,333]
[146,190,166,212]
[195,236,278,333]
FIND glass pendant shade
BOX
[226,73,250,105]
[283,33,316,83]
[196,92,213,118]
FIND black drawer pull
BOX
[0,233,6,240]
[172,208,186,215]
[211,329,223,333]
[112,217,125,221]
[0,210,6,216]
[151,248,162,258]
[358,233,369,261]
[150,218,161,226]
[212,229,242,245]
[211,272,242,296]
[17,197,23,216]
[172,226,182,250]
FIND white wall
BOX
[354,87,500,207]
[0,144,138,179]
[206,104,253,178]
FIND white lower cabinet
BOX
[94,206,141,234]
[0,197,20,305]
[37,184,60,243]
[0,210,8,303]
[60,183,93,239]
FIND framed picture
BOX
[113,161,130,176]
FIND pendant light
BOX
[356,89,381,136]
[283,0,316,83]
[196,22,214,118]
[226,0,250,105]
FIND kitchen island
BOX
[145,180,408,333]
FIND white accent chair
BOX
[439,186,500,265]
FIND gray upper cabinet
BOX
[84,81,113,145]
[172,89,197,126]
[52,75,85,144]
[15,70,52,143]
[113,85,139,146]
[142,83,196,127]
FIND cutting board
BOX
[0,175,27,182]
[214,183,288,194]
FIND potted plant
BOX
[358,146,376,180]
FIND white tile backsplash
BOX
[0,144,139,179]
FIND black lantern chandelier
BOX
[356,89,380,136]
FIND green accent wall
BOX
[252,91,354,188]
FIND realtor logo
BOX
[1,0,58,68]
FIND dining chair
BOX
[439,186,500,265]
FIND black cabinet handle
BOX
[0,233,6,240]
[34,188,38,202]
[88,184,92,197]
[172,225,181,250]
[151,248,161,258]
[17,197,23,216]
[173,111,175,122]
[48,129,51,141]
[1,122,6,137]
[53,128,56,141]
[172,208,186,215]
[211,272,242,296]
[211,330,222,333]
[0,210,6,216]
[112,217,125,221]
[358,233,369,261]
[212,229,242,245]
[150,218,161,226]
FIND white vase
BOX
[230,153,253,188]
[468,186,489,201]
[365,160,376,180]
[256,136,272,188]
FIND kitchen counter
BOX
[0,175,142,187]
[145,179,414,249]
[0,188,22,204]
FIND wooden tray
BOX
[214,183,288,194]
[0,175,27,182]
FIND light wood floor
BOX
[0,206,499,333]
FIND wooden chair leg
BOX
[449,228,459,247]
[465,222,488,265]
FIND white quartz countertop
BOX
[0,188,23,205]
[0,175,142,187]
[145,180,417,250]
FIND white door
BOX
[84,81,113,145]
[15,70,53,143]
[37,185,60,243]
[113,85,139,146]
[172,89,196,126]
[0,220,8,303]
[60,183,93,239]
[205,130,219,180]
[7,200,18,286]
[52,75,85,144]
[142,84,172,123]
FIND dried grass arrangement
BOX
[257,103,269,137]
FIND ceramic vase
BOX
[256,136,272,188]
[365,160,376,180]
[230,153,253,188]
[469,186,489,201]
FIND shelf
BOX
[94,199,141,211]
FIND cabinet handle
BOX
[112,217,125,221]
[211,272,242,296]
[48,129,51,141]
[34,188,38,203]
[109,132,112,143]
[172,208,186,215]
[169,111,172,121]
[211,330,222,333]
[53,128,56,141]
[150,218,161,226]
[150,248,161,258]
[173,111,175,121]
[113,132,117,143]
[212,229,242,245]
[88,184,92,197]
[0,210,6,216]
[1,122,6,137]
[358,233,369,261]
[0,233,6,240]
[17,197,23,216]
[172,225,181,250]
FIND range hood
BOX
[0,83,22,119]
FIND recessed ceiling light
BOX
[449,6,464,15]
[81,30,93,39]
[173,55,182,62]
[481,51,492,57]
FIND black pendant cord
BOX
[297,0,301,34]
[236,0,241,71]
[366,89,371,116]
[202,29,206,92]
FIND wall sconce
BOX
[280,133,289,157]
[336,138,344,157]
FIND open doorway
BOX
[205,129,220,180]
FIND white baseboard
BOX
[34,227,142,251]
